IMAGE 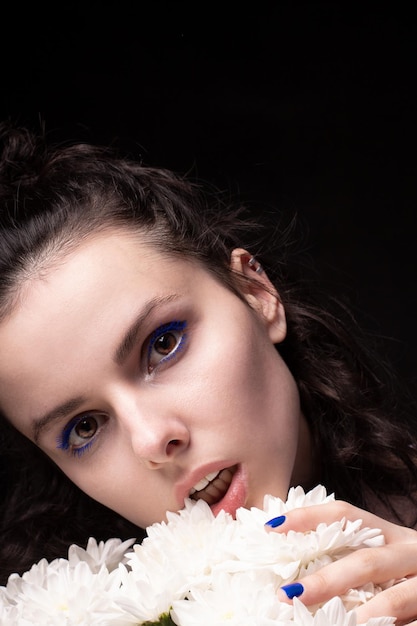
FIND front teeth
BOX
[189,471,220,495]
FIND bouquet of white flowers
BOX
[0,486,396,625]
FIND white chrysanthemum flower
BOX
[236,485,334,529]
[4,560,126,625]
[68,536,136,573]
[171,571,294,626]
[0,486,395,626]
[285,485,335,509]
[0,604,31,626]
[109,562,179,624]
[127,499,238,593]
[3,558,66,604]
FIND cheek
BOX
[213,321,300,449]
[58,456,167,528]
[193,310,295,418]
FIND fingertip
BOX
[280,582,304,600]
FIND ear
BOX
[230,248,287,344]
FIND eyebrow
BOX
[33,397,86,444]
[31,293,181,444]
[113,293,180,365]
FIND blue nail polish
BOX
[265,515,286,528]
[281,582,304,599]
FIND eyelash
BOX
[56,319,188,457]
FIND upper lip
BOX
[175,461,237,507]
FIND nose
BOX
[120,398,190,469]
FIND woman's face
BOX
[0,230,311,528]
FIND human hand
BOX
[265,500,417,625]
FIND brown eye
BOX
[74,416,98,440]
[58,412,108,456]
[154,332,178,356]
[147,320,187,373]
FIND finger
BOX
[276,544,417,607]
[354,577,417,625]
[266,501,417,544]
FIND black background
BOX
[2,2,416,382]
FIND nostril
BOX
[166,439,182,456]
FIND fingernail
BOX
[281,582,304,599]
[265,515,286,528]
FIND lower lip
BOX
[210,464,248,518]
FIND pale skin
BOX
[0,229,417,622]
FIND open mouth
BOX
[189,465,238,505]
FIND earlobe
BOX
[230,248,287,344]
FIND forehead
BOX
[7,229,184,310]
[0,229,192,345]
[5,231,174,325]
